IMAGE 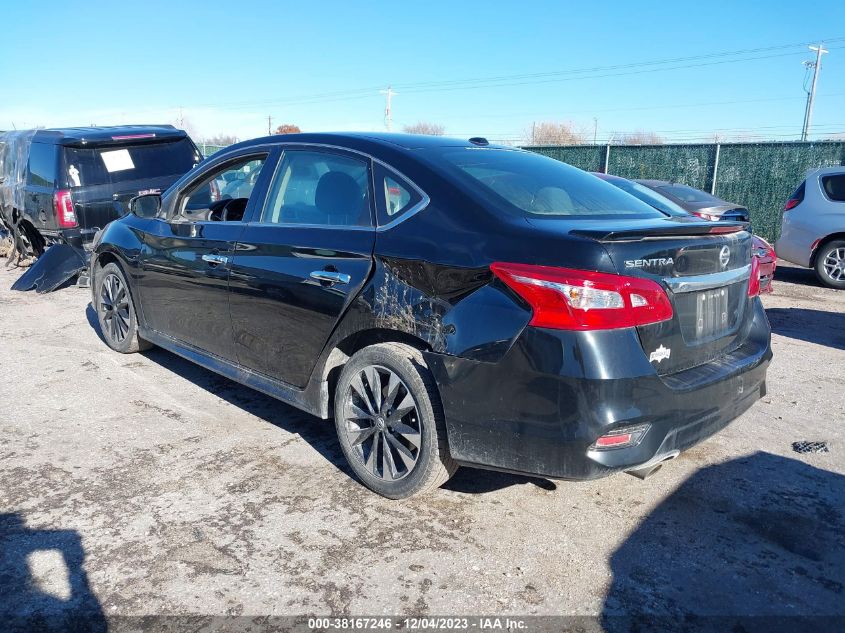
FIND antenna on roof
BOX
[469,137,489,146]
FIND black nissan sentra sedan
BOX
[90,133,772,498]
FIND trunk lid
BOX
[534,217,755,375]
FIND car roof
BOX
[30,125,186,146]
[591,172,627,182]
[224,132,513,155]
[635,179,673,187]
[806,166,845,177]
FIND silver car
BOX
[776,167,845,289]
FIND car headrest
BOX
[315,171,361,221]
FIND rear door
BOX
[136,151,273,361]
[228,147,376,388]
[61,137,201,233]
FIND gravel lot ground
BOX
[1,260,843,629]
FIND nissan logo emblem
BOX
[719,245,731,268]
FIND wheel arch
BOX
[810,232,845,268]
[317,327,433,419]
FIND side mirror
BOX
[128,193,162,219]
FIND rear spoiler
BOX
[61,132,188,148]
[570,221,749,242]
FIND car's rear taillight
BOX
[210,179,221,203]
[490,263,674,330]
[54,190,78,228]
[783,198,800,212]
[747,255,761,297]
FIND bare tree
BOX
[205,134,239,146]
[526,121,588,146]
[618,130,665,145]
[274,124,301,135]
[403,121,446,136]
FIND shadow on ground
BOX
[774,262,825,288]
[602,452,845,632]
[0,513,106,632]
[766,307,845,350]
[86,304,554,495]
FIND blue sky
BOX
[2,0,844,143]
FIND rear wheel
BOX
[333,343,457,499]
[815,239,845,289]
[95,262,152,353]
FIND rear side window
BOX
[27,142,58,187]
[374,164,424,226]
[63,138,200,187]
[433,148,662,219]
[821,174,845,202]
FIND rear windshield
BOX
[656,183,722,205]
[432,148,663,219]
[62,138,200,188]
[603,177,689,217]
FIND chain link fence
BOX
[525,141,845,240]
[197,143,229,158]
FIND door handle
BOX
[202,254,230,266]
[310,270,351,285]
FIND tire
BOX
[333,342,458,499]
[94,262,152,353]
[814,239,845,289]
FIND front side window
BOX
[27,142,58,187]
[178,155,267,222]
[430,148,663,219]
[821,174,845,202]
[262,150,371,227]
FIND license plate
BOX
[695,287,730,338]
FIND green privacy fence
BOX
[525,142,845,240]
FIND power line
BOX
[178,38,845,111]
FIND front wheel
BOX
[95,262,152,353]
[333,343,458,499]
[815,239,845,289]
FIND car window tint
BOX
[63,139,200,188]
[822,174,845,202]
[374,165,423,226]
[27,142,58,187]
[262,151,371,227]
[657,184,722,205]
[178,156,267,222]
[605,178,689,217]
[434,148,662,219]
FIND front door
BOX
[136,152,272,361]
[228,147,376,387]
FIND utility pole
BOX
[801,43,828,141]
[593,118,598,145]
[268,115,272,135]
[380,86,397,132]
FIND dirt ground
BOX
[1,260,843,629]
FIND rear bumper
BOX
[426,300,772,480]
